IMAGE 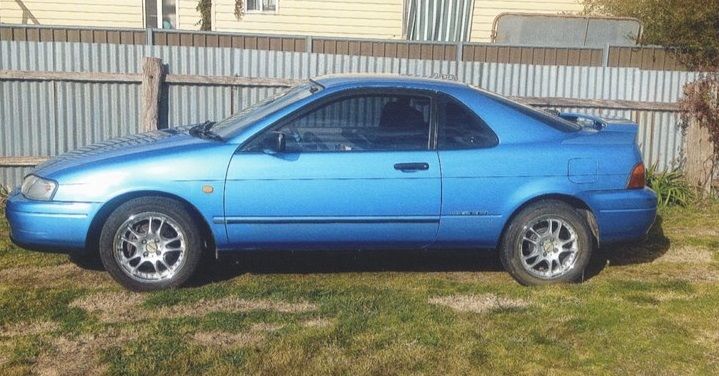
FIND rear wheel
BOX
[500,200,593,285]
[98,197,202,291]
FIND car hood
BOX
[33,126,214,178]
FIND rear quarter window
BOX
[438,97,499,149]
[484,93,582,133]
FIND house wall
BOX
[0,0,145,28]
[470,0,583,42]
[210,0,405,39]
[177,0,202,30]
[0,0,584,41]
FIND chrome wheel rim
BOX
[519,217,580,279]
[113,212,187,282]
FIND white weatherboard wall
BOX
[0,0,145,28]
[0,40,697,187]
[0,0,584,41]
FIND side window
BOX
[249,94,431,152]
[438,98,498,149]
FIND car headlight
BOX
[21,175,58,201]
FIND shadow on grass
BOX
[584,214,670,280]
[188,248,505,286]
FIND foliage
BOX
[583,0,719,69]
[646,164,695,207]
[679,74,719,165]
[197,0,244,30]
[234,0,244,20]
[0,185,7,210]
[196,0,212,31]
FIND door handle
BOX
[394,162,430,171]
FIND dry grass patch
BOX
[650,290,697,302]
[154,297,318,318]
[33,327,137,376]
[0,320,59,338]
[249,323,285,332]
[429,294,529,314]
[192,331,264,349]
[69,291,144,323]
[0,263,111,288]
[300,318,333,328]
[71,293,318,323]
[654,245,715,264]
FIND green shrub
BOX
[646,165,695,207]
[0,184,7,209]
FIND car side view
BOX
[5,75,658,291]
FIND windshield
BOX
[212,81,321,139]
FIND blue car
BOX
[5,75,657,291]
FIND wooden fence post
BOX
[684,119,716,197]
[140,57,164,132]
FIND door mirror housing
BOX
[264,131,286,154]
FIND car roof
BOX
[313,74,470,92]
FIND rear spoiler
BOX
[556,112,636,131]
[557,112,639,143]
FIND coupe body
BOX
[6,75,657,290]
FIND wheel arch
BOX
[499,193,600,248]
[85,191,216,256]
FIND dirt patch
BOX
[33,328,136,376]
[192,331,264,349]
[300,318,333,328]
[0,320,59,338]
[69,291,144,323]
[655,246,714,264]
[429,294,529,314]
[0,263,111,288]
[71,293,318,323]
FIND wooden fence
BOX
[0,24,688,70]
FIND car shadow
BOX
[188,248,505,286]
[583,214,670,280]
[69,215,670,286]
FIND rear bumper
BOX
[581,187,658,243]
[5,189,101,253]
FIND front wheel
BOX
[500,200,593,285]
[98,197,203,291]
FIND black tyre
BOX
[500,200,593,285]
[98,197,203,291]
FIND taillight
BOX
[627,162,646,189]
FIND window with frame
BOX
[145,0,177,28]
[438,97,498,149]
[247,0,278,12]
[248,93,432,152]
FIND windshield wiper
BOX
[189,120,222,141]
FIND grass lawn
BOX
[1,203,718,375]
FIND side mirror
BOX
[264,131,286,154]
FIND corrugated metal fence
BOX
[0,40,698,187]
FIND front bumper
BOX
[581,187,658,243]
[5,189,101,252]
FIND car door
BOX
[434,94,503,248]
[223,89,441,250]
